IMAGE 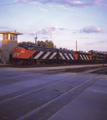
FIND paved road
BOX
[0,65,107,120]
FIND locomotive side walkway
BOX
[0,64,107,120]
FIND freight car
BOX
[12,44,107,65]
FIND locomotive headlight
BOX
[20,51,25,53]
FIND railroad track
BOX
[0,63,106,68]
[0,72,99,120]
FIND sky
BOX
[0,0,107,51]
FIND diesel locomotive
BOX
[12,44,107,65]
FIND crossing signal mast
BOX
[35,33,37,44]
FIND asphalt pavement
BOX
[0,65,107,120]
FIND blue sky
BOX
[0,0,107,51]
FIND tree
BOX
[45,40,54,48]
[18,40,55,48]
[37,40,45,46]
[37,40,55,48]
[18,41,35,46]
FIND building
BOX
[0,31,23,64]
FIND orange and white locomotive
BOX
[12,44,100,65]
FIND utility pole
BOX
[76,40,77,51]
[35,33,37,44]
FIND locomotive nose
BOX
[12,47,25,58]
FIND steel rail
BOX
[18,78,92,120]
[0,76,76,104]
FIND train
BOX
[12,44,107,65]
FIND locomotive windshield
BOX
[18,44,28,49]
[18,44,35,50]
[27,46,34,50]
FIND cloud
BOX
[86,39,107,47]
[92,0,107,7]
[98,40,107,43]
[57,5,74,10]
[80,26,104,33]
[29,33,35,36]
[93,0,104,2]
[71,29,79,33]
[41,36,50,39]
[59,0,93,8]
[38,7,47,12]
[40,0,93,7]
[0,26,11,30]
[59,28,68,30]
[38,26,57,38]
[33,7,47,11]
[79,37,91,39]
[15,0,32,3]
[15,0,107,8]
[0,26,15,32]
[15,0,93,8]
